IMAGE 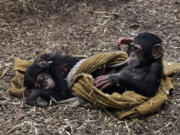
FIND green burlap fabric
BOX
[10,51,180,119]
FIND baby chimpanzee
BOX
[95,32,163,97]
[25,32,163,107]
[24,54,84,106]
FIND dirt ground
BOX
[0,0,180,134]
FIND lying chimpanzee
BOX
[95,32,163,97]
[24,54,84,106]
[24,32,163,106]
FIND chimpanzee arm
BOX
[26,89,61,106]
[95,62,162,97]
[114,62,162,97]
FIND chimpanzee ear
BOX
[152,44,163,59]
[37,59,48,68]
[36,58,52,68]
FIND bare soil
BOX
[0,0,180,135]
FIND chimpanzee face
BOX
[128,42,145,68]
[35,73,55,89]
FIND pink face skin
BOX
[128,52,141,67]
[128,43,144,68]
[35,73,55,89]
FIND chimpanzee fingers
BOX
[100,82,112,90]
[115,38,123,49]
[115,38,133,50]
[26,97,37,106]
[26,95,49,107]
[36,97,49,107]
[115,38,128,47]
[95,75,108,81]
[95,80,109,88]
[95,76,108,84]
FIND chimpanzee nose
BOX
[131,53,136,57]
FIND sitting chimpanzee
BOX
[24,54,84,106]
[24,32,163,107]
[95,32,163,97]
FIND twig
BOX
[103,28,107,34]
[1,100,21,105]
[103,109,114,118]
[7,123,24,134]
[166,33,172,42]
[100,18,111,26]
[125,120,131,134]
[7,120,38,134]
[65,130,71,135]
[0,28,9,32]
[124,5,141,7]
[35,127,39,135]
[98,39,114,45]
[0,67,8,78]
[154,122,172,135]
[94,11,119,15]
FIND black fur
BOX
[24,54,82,106]
[98,32,163,97]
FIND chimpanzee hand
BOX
[26,96,49,107]
[26,89,49,107]
[26,89,40,106]
[116,37,133,50]
[36,54,54,68]
[95,74,122,90]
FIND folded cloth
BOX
[10,58,33,97]
[10,51,180,119]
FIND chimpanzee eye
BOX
[42,81,47,88]
[37,74,45,81]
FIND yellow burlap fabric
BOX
[10,51,180,119]
[10,58,33,97]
